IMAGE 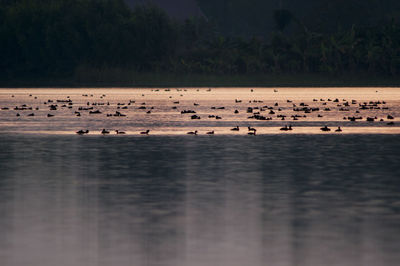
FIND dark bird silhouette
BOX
[320,126,331,131]
[187,130,198,135]
[76,130,89,135]
[280,125,292,131]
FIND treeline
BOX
[0,0,400,83]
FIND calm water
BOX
[0,88,400,266]
[0,87,400,134]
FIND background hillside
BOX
[0,0,399,86]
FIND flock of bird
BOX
[0,88,396,135]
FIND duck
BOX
[115,130,126,134]
[231,126,240,131]
[140,130,150,135]
[187,130,198,135]
[101,129,110,134]
[76,130,89,135]
[280,125,292,131]
[335,127,342,132]
[206,131,214,135]
[248,126,256,132]
[320,126,331,132]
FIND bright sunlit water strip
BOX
[0,87,400,134]
[0,88,400,266]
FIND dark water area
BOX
[1,134,400,266]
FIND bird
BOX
[115,130,126,134]
[140,130,150,135]
[101,129,110,134]
[320,126,331,132]
[231,126,240,131]
[187,130,198,135]
[206,130,214,135]
[280,125,292,131]
[248,126,256,132]
[76,130,89,135]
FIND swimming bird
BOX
[320,126,331,132]
[335,127,342,132]
[187,130,198,135]
[231,126,240,131]
[115,130,126,134]
[101,129,110,134]
[206,131,214,135]
[76,130,89,135]
[280,125,292,131]
[248,126,256,132]
[140,130,150,135]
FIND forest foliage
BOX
[0,0,400,82]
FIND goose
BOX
[140,130,150,135]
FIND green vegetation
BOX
[0,0,400,87]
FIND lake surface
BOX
[0,87,400,134]
[0,88,400,266]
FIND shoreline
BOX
[1,73,400,88]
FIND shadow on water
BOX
[0,134,400,266]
